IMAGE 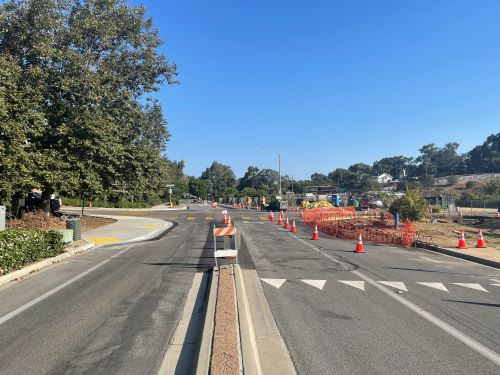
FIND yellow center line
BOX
[186,216,196,221]
[143,225,161,229]
[205,217,214,221]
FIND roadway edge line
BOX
[293,235,500,368]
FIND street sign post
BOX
[166,184,174,208]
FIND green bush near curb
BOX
[0,230,65,274]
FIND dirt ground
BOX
[415,218,500,250]
[7,212,115,233]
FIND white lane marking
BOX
[261,278,287,289]
[453,283,489,292]
[420,256,442,264]
[491,284,500,287]
[293,235,500,367]
[490,279,500,283]
[300,279,326,290]
[417,282,449,292]
[338,280,365,291]
[0,245,133,326]
[378,281,408,292]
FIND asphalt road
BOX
[0,203,217,375]
[235,209,500,375]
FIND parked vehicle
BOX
[13,192,62,217]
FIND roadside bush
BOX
[447,176,458,186]
[0,230,64,274]
[431,206,441,213]
[389,189,427,221]
[465,181,476,189]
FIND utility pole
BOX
[278,153,282,196]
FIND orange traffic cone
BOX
[476,229,487,248]
[269,210,273,221]
[284,217,290,229]
[354,233,364,253]
[291,220,297,233]
[227,216,232,227]
[277,212,283,225]
[223,213,228,225]
[311,225,319,240]
[457,229,467,249]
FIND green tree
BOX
[389,189,427,221]
[372,156,414,178]
[467,133,500,173]
[201,161,236,199]
[188,177,208,199]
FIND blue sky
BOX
[133,0,500,179]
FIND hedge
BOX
[0,230,65,275]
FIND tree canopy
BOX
[0,0,181,207]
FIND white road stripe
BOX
[0,245,133,326]
[300,279,326,290]
[417,282,449,292]
[420,256,442,264]
[338,280,365,291]
[261,278,287,289]
[453,283,489,292]
[378,281,408,292]
[293,236,500,367]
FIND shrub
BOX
[465,181,476,189]
[447,176,458,185]
[389,189,428,221]
[0,230,64,274]
[431,206,441,213]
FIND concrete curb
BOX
[416,242,500,269]
[234,265,262,375]
[0,240,94,288]
[195,269,218,375]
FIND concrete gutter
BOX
[0,240,94,288]
[195,269,218,374]
[417,242,500,269]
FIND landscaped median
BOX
[0,230,64,275]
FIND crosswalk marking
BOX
[378,281,408,292]
[261,278,287,289]
[453,283,488,292]
[416,282,449,292]
[338,280,365,291]
[300,279,326,290]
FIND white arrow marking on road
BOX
[490,279,500,283]
[491,284,500,287]
[453,283,489,292]
[338,280,365,291]
[300,279,326,290]
[416,282,449,292]
[378,281,408,292]
[261,278,287,289]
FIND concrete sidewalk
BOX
[61,204,187,212]
[82,214,173,245]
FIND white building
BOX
[377,173,394,184]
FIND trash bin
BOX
[66,218,81,241]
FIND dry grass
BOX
[415,218,500,250]
[7,212,115,233]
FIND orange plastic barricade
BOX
[213,225,238,267]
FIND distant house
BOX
[377,173,394,184]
